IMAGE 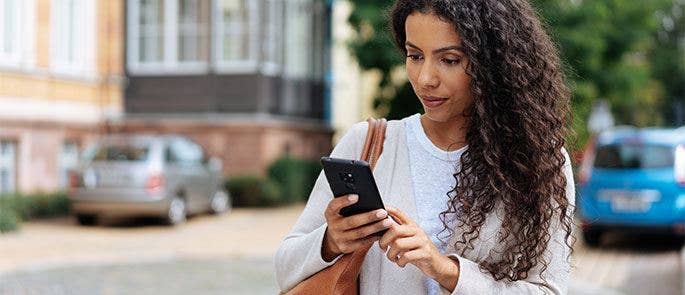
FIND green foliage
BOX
[347,0,684,153]
[225,175,283,207]
[0,192,70,234]
[267,156,321,203]
[0,206,19,233]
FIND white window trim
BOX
[211,0,259,74]
[260,0,284,76]
[0,0,35,69]
[127,0,210,76]
[49,0,97,79]
[284,0,313,80]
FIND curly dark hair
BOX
[389,0,574,282]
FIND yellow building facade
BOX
[0,0,124,193]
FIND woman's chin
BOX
[422,111,449,123]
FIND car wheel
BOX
[582,227,603,247]
[209,190,231,215]
[165,197,187,225]
[76,214,97,226]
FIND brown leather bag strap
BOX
[360,118,387,169]
[360,118,377,163]
[368,118,387,169]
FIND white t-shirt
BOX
[405,113,466,294]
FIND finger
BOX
[338,235,380,254]
[386,237,420,263]
[325,194,358,218]
[378,225,415,251]
[340,209,388,231]
[385,206,416,226]
[343,218,393,240]
[396,249,427,268]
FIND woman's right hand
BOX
[321,194,394,262]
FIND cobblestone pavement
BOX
[1,206,682,294]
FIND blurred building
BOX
[0,0,336,194]
[0,0,125,193]
[112,0,334,177]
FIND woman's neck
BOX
[419,114,468,152]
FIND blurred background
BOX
[0,0,683,294]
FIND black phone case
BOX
[320,157,386,218]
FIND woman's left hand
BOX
[379,206,460,291]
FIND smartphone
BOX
[320,157,388,236]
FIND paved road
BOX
[1,257,276,295]
[0,206,682,294]
[569,231,682,295]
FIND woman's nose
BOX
[418,61,440,89]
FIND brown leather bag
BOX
[285,117,388,295]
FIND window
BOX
[284,0,312,79]
[89,144,151,162]
[0,140,16,194]
[311,0,326,81]
[138,0,164,63]
[261,0,284,75]
[58,141,79,189]
[50,0,96,76]
[128,0,210,74]
[167,138,203,165]
[178,0,209,62]
[594,144,674,169]
[213,0,259,73]
[0,0,35,68]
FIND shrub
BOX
[267,156,321,203]
[225,175,283,207]
[23,192,70,219]
[0,207,19,233]
[0,192,70,233]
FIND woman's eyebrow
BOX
[405,41,464,54]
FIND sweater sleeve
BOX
[445,148,575,295]
[274,122,367,293]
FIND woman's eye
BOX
[406,54,422,61]
[442,58,461,65]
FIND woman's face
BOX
[404,12,473,123]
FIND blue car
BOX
[577,126,685,246]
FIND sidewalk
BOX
[0,205,304,276]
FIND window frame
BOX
[127,0,210,75]
[49,0,97,78]
[0,0,36,69]
[211,0,260,74]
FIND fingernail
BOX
[348,194,358,202]
[376,210,387,218]
[382,219,392,227]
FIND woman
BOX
[275,0,575,294]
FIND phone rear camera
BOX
[338,172,355,183]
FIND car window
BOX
[89,144,150,162]
[594,144,673,169]
[167,138,203,165]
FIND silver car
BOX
[68,135,231,226]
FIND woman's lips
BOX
[421,96,448,108]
